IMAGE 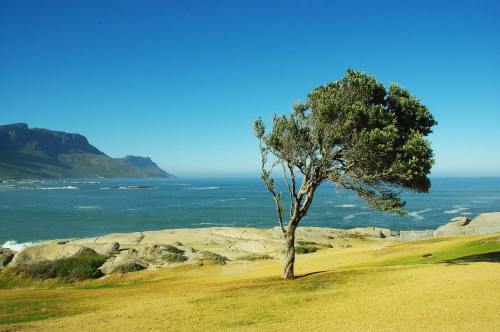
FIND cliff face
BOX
[0,123,172,179]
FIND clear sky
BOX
[1,0,499,177]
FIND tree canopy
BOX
[254,69,437,278]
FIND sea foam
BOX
[334,204,357,208]
[2,240,37,251]
[408,208,433,221]
[38,186,78,190]
[444,206,469,214]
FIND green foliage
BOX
[162,253,188,263]
[163,245,185,255]
[254,69,437,217]
[159,245,187,263]
[295,245,318,254]
[240,254,274,261]
[297,241,333,248]
[345,233,366,240]
[202,251,229,265]
[13,253,107,281]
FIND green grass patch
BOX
[367,235,500,267]
[77,283,119,290]
[0,297,82,326]
[0,268,71,289]
[295,245,318,254]
[13,253,107,281]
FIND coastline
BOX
[2,212,499,275]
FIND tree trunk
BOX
[282,228,296,279]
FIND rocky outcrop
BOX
[99,244,196,274]
[0,248,14,268]
[4,226,396,275]
[436,213,500,237]
[99,252,148,275]
[435,217,472,236]
[9,243,99,267]
[401,212,500,242]
[87,242,120,256]
[346,227,393,238]
[467,212,500,231]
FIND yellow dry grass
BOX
[1,234,499,331]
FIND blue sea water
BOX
[1,177,499,245]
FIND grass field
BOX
[1,234,499,331]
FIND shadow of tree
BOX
[295,270,330,279]
[445,251,500,265]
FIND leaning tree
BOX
[254,69,437,279]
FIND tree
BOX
[254,69,437,279]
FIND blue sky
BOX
[1,0,499,177]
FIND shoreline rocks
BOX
[401,212,500,242]
[9,243,100,267]
[3,212,499,276]
[2,226,393,276]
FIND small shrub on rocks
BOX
[14,253,107,281]
[202,251,228,265]
[295,245,318,254]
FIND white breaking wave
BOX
[38,186,78,190]
[2,240,37,251]
[188,186,220,190]
[100,186,158,190]
[444,206,470,214]
[334,204,357,208]
[75,205,100,210]
[344,212,371,220]
[408,208,433,221]
[220,198,246,202]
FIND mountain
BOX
[118,155,171,178]
[0,123,172,179]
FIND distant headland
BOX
[0,123,172,179]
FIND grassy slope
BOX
[1,234,499,331]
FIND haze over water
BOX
[1,177,499,245]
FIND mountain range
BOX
[0,123,172,179]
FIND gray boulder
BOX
[9,243,99,267]
[346,227,392,238]
[467,212,500,233]
[133,244,185,264]
[436,220,467,236]
[99,251,148,274]
[92,242,120,256]
[436,213,500,237]
[0,248,15,268]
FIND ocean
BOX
[1,177,499,246]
